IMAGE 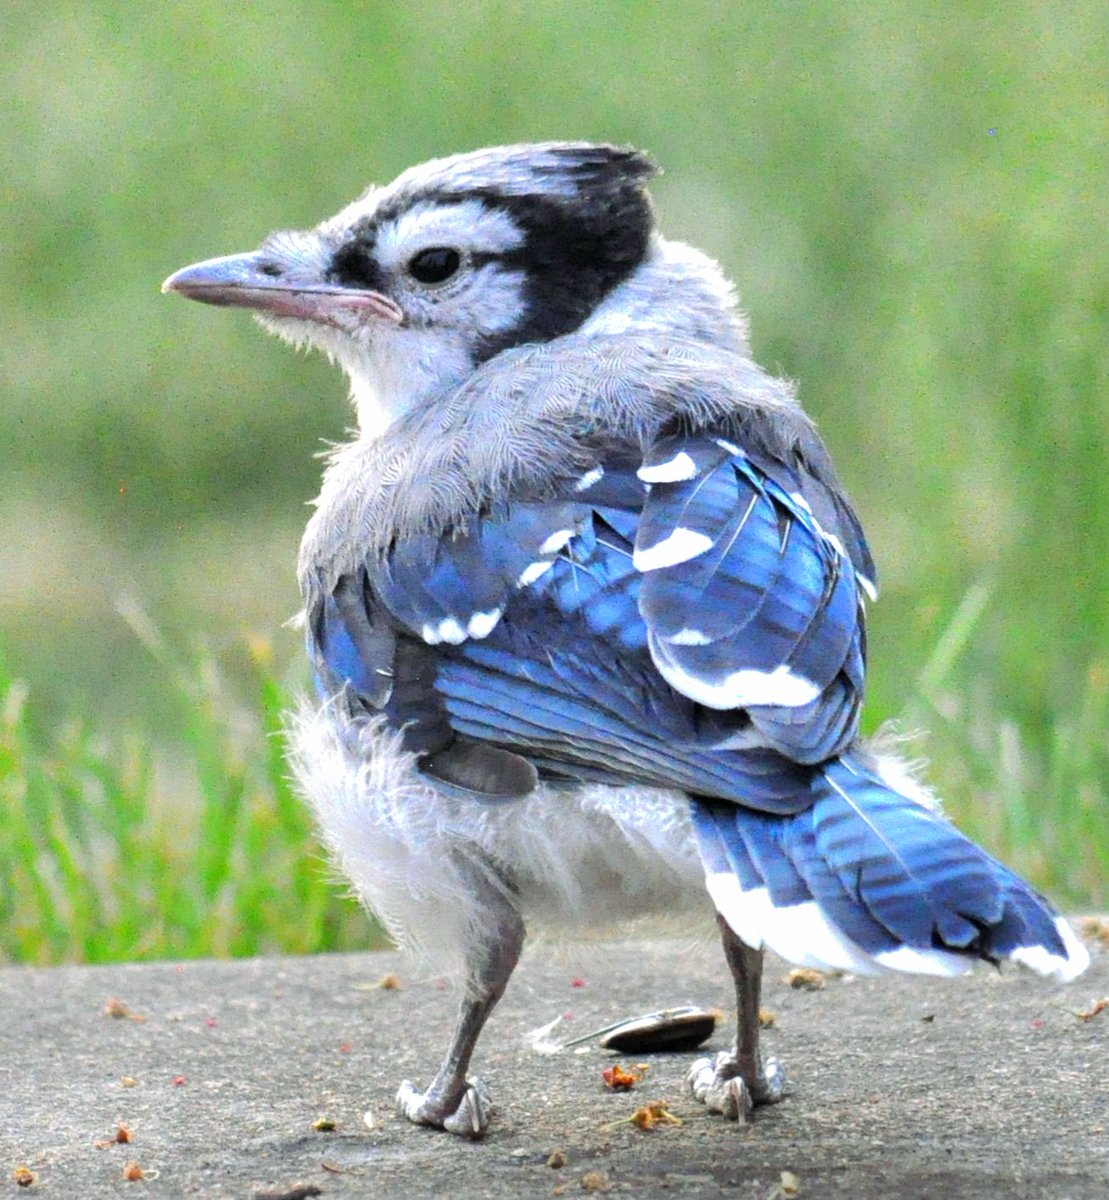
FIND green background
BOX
[2,2,1106,958]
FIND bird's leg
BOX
[396,862,525,1138]
[687,913,786,1121]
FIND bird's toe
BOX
[686,1049,784,1121]
[396,1077,492,1138]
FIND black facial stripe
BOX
[470,181,654,362]
[327,237,385,291]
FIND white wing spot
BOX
[824,532,848,559]
[667,627,713,646]
[633,528,714,571]
[516,560,555,588]
[573,466,605,492]
[638,452,699,484]
[539,529,574,555]
[466,609,502,639]
[714,437,742,456]
[788,491,814,516]
[651,645,821,709]
[425,616,467,645]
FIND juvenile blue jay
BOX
[165,143,1088,1137]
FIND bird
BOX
[164,142,1089,1137]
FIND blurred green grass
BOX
[0,625,370,965]
[1,2,1106,959]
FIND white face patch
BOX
[312,201,530,435]
[372,199,525,274]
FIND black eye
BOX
[408,247,461,284]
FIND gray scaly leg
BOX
[396,863,525,1137]
[687,914,786,1122]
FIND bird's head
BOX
[164,143,659,435]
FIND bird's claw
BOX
[396,1077,492,1138]
[686,1050,785,1122]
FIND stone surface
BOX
[2,932,1106,1198]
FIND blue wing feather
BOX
[636,433,868,758]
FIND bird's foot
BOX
[686,1050,785,1122]
[396,1077,492,1138]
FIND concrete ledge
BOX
[3,934,1106,1198]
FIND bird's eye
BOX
[408,247,461,284]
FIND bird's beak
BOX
[162,251,404,326]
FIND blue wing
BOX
[634,432,872,763]
[308,431,875,803]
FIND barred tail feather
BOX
[692,750,1089,983]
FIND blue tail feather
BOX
[692,748,1088,981]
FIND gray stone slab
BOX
[2,933,1106,1198]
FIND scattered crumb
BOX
[95,1124,134,1149]
[13,1165,35,1187]
[786,968,826,991]
[765,1169,801,1198]
[604,1099,684,1132]
[570,977,587,988]
[631,1100,683,1130]
[104,998,145,1022]
[363,1109,376,1131]
[122,1162,145,1181]
[1079,916,1109,945]
[758,1007,777,1027]
[547,1149,567,1169]
[120,1077,138,1087]
[367,969,408,988]
[171,1075,187,1086]
[311,1117,336,1132]
[320,1161,342,1173]
[581,1169,610,1192]
[1073,998,1109,1022]
[602,1063,647,1092]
